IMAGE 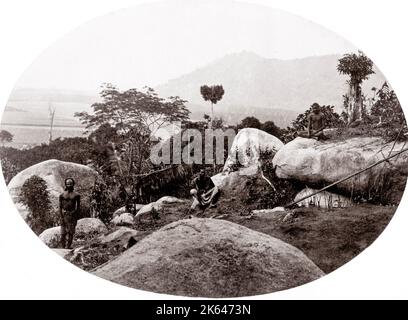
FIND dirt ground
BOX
[155,201,397,274]
[70,196,398,274]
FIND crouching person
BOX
[189,169,220,215]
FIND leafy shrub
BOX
[0,157,19,184]
[281,104,345,143]
[370,83,407,141]
[334,83,407,142]
[19,175,56,235]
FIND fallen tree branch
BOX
[259,164,277,192]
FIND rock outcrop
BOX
[273,137,408,203]
[98,227,139,247]
[134,196,184,221]
[155,196,184,205]
[111,213,135,227]
[112,205,144,217]
[39,218,107,248]
[92,218,324,297]
[212,129,284,191]
[75,218,108,235]
[7,159,98,221]
[39,226,61,248]
[294,187,353,208]
[135,202,162,221]
[223,128,284,173]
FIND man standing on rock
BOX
[297,103,328,140]
[189,169,220,215]
[59,178,81,249]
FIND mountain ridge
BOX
[3,52,388,128]
[155,51,387,126]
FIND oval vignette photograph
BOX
[0,0,407,298]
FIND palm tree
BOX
[337,51,374,124]
[200,85,225,128]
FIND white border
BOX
[1,0,408,299]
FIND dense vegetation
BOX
[1,53,407,221]
[19,175,55,235]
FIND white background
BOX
[0,0,407,299]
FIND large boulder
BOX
[294,187,353,208]
[75,218,108,235]
[273,137,408,203]
[7,159,98,221]
[223,128,284,173]
[98,227,139,247]
[39,226,61,248]
[39,218,107,248]
[111,213,135,227]
[112,205,144,217]
[92,218,324,297]
[155,196,184,205]
[135,202,162,221]
[212,129,284,189]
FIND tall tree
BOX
[200,85,225,128]
[337,51,374,124]
[75,83,190,178]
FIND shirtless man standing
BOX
[59,178,80,249]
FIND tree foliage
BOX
[238,116,262,130]
[200,85,225,105]
[74,83,190,179]
[0,137,97,183]
[237,117,283,140]
[200,85,225,128]
[370,82,407,140]
[337,51,374,123]
[261,121,282,138]
[291,105,344,131]
[280,104,345,143]
[0,130,13,145]
[337,51,374,84]
[75,83,190,135]
[20,175,55,235]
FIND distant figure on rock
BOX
[297,103,328,140]
[59,178,81,249]
[90,180,108,220]
[189,169,220,214]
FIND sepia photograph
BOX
[0,0,407,298]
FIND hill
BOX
[156,51,387,127]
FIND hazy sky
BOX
[15,0,357,94]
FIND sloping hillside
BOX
[156,51,387,126]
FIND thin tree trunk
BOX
[48,105,56,144]
[210,102,216,173]
[347,83,354,124]
[210,102,214,129]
